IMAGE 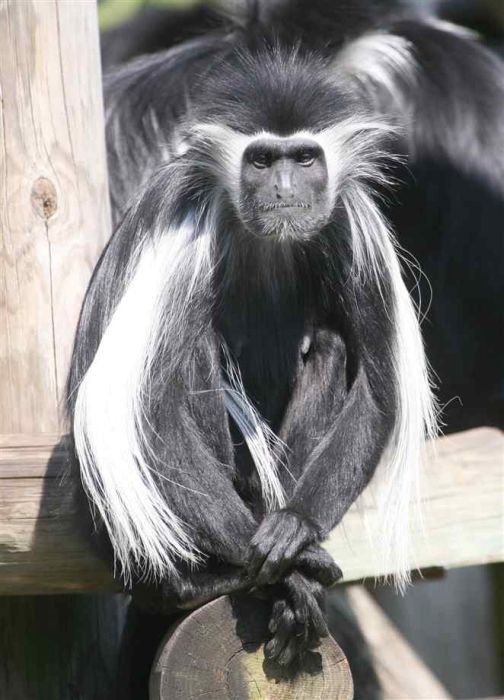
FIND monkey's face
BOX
[238,137,332,239]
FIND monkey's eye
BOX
[295,149,317,167]
[250,151,272,169]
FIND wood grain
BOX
[0,0,110,435]
[0,428,501,594]
[150,595,353,700]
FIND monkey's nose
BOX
[274,181,295,200]
[274,167,295,200]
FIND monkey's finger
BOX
[285,575,328,640]
[298,586,328,639]
[254,540,291,586]
[255,517,312,585]
[268,599,287,634]
[248,510,302,561]
[307,601,328,639]
[264,629,290,661]
[247,521,286,562]
[246,539,276,578]
[296,547,343,587]
[265,604,296,661]
[277,637,298,666]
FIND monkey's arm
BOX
[248,289,396,585]
[149,331,259,568]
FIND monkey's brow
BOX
[245,139,322,158]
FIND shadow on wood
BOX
[150,594,353,699]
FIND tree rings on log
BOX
[150,594,353,699]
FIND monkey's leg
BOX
[248,308,396,585]
[246,330,349,586]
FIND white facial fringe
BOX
[73,216,213,584]
[343,184,438,591]
[192,120,397,222]
[221,345,287,511]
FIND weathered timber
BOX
[0,427,502,594]
[0,4,119,699]
[149,594,353,700]
[0,433,113,593]
[0,0,110,436]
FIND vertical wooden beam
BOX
[0,5,121,700]
[0,0,110,435]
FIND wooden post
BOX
[0,0,110,436]
[0,3,117,699]
[150,595,353,700]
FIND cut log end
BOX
[150,594,353,700]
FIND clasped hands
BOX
[243,509,342,666]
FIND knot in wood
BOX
[31,177,58,220]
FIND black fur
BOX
[383,19,504,430]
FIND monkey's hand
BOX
[265,571,328,666]
[247,509,325,586]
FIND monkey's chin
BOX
[245,209,323,242]
[250,215,321,242]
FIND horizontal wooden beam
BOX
[0,428,502,595]
[0,433,112,593]
[326,427,504,583]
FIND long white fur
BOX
[74,204,289,582]
[74,216,212,584]
[335,33,438,589]
[343,185,437,590]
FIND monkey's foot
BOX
[264,572,328,666]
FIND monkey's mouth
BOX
[258,201,312,212]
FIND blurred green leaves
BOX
[99,0,199,31]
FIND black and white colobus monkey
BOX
[69,0,503,668]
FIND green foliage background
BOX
[99,0,198,31]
